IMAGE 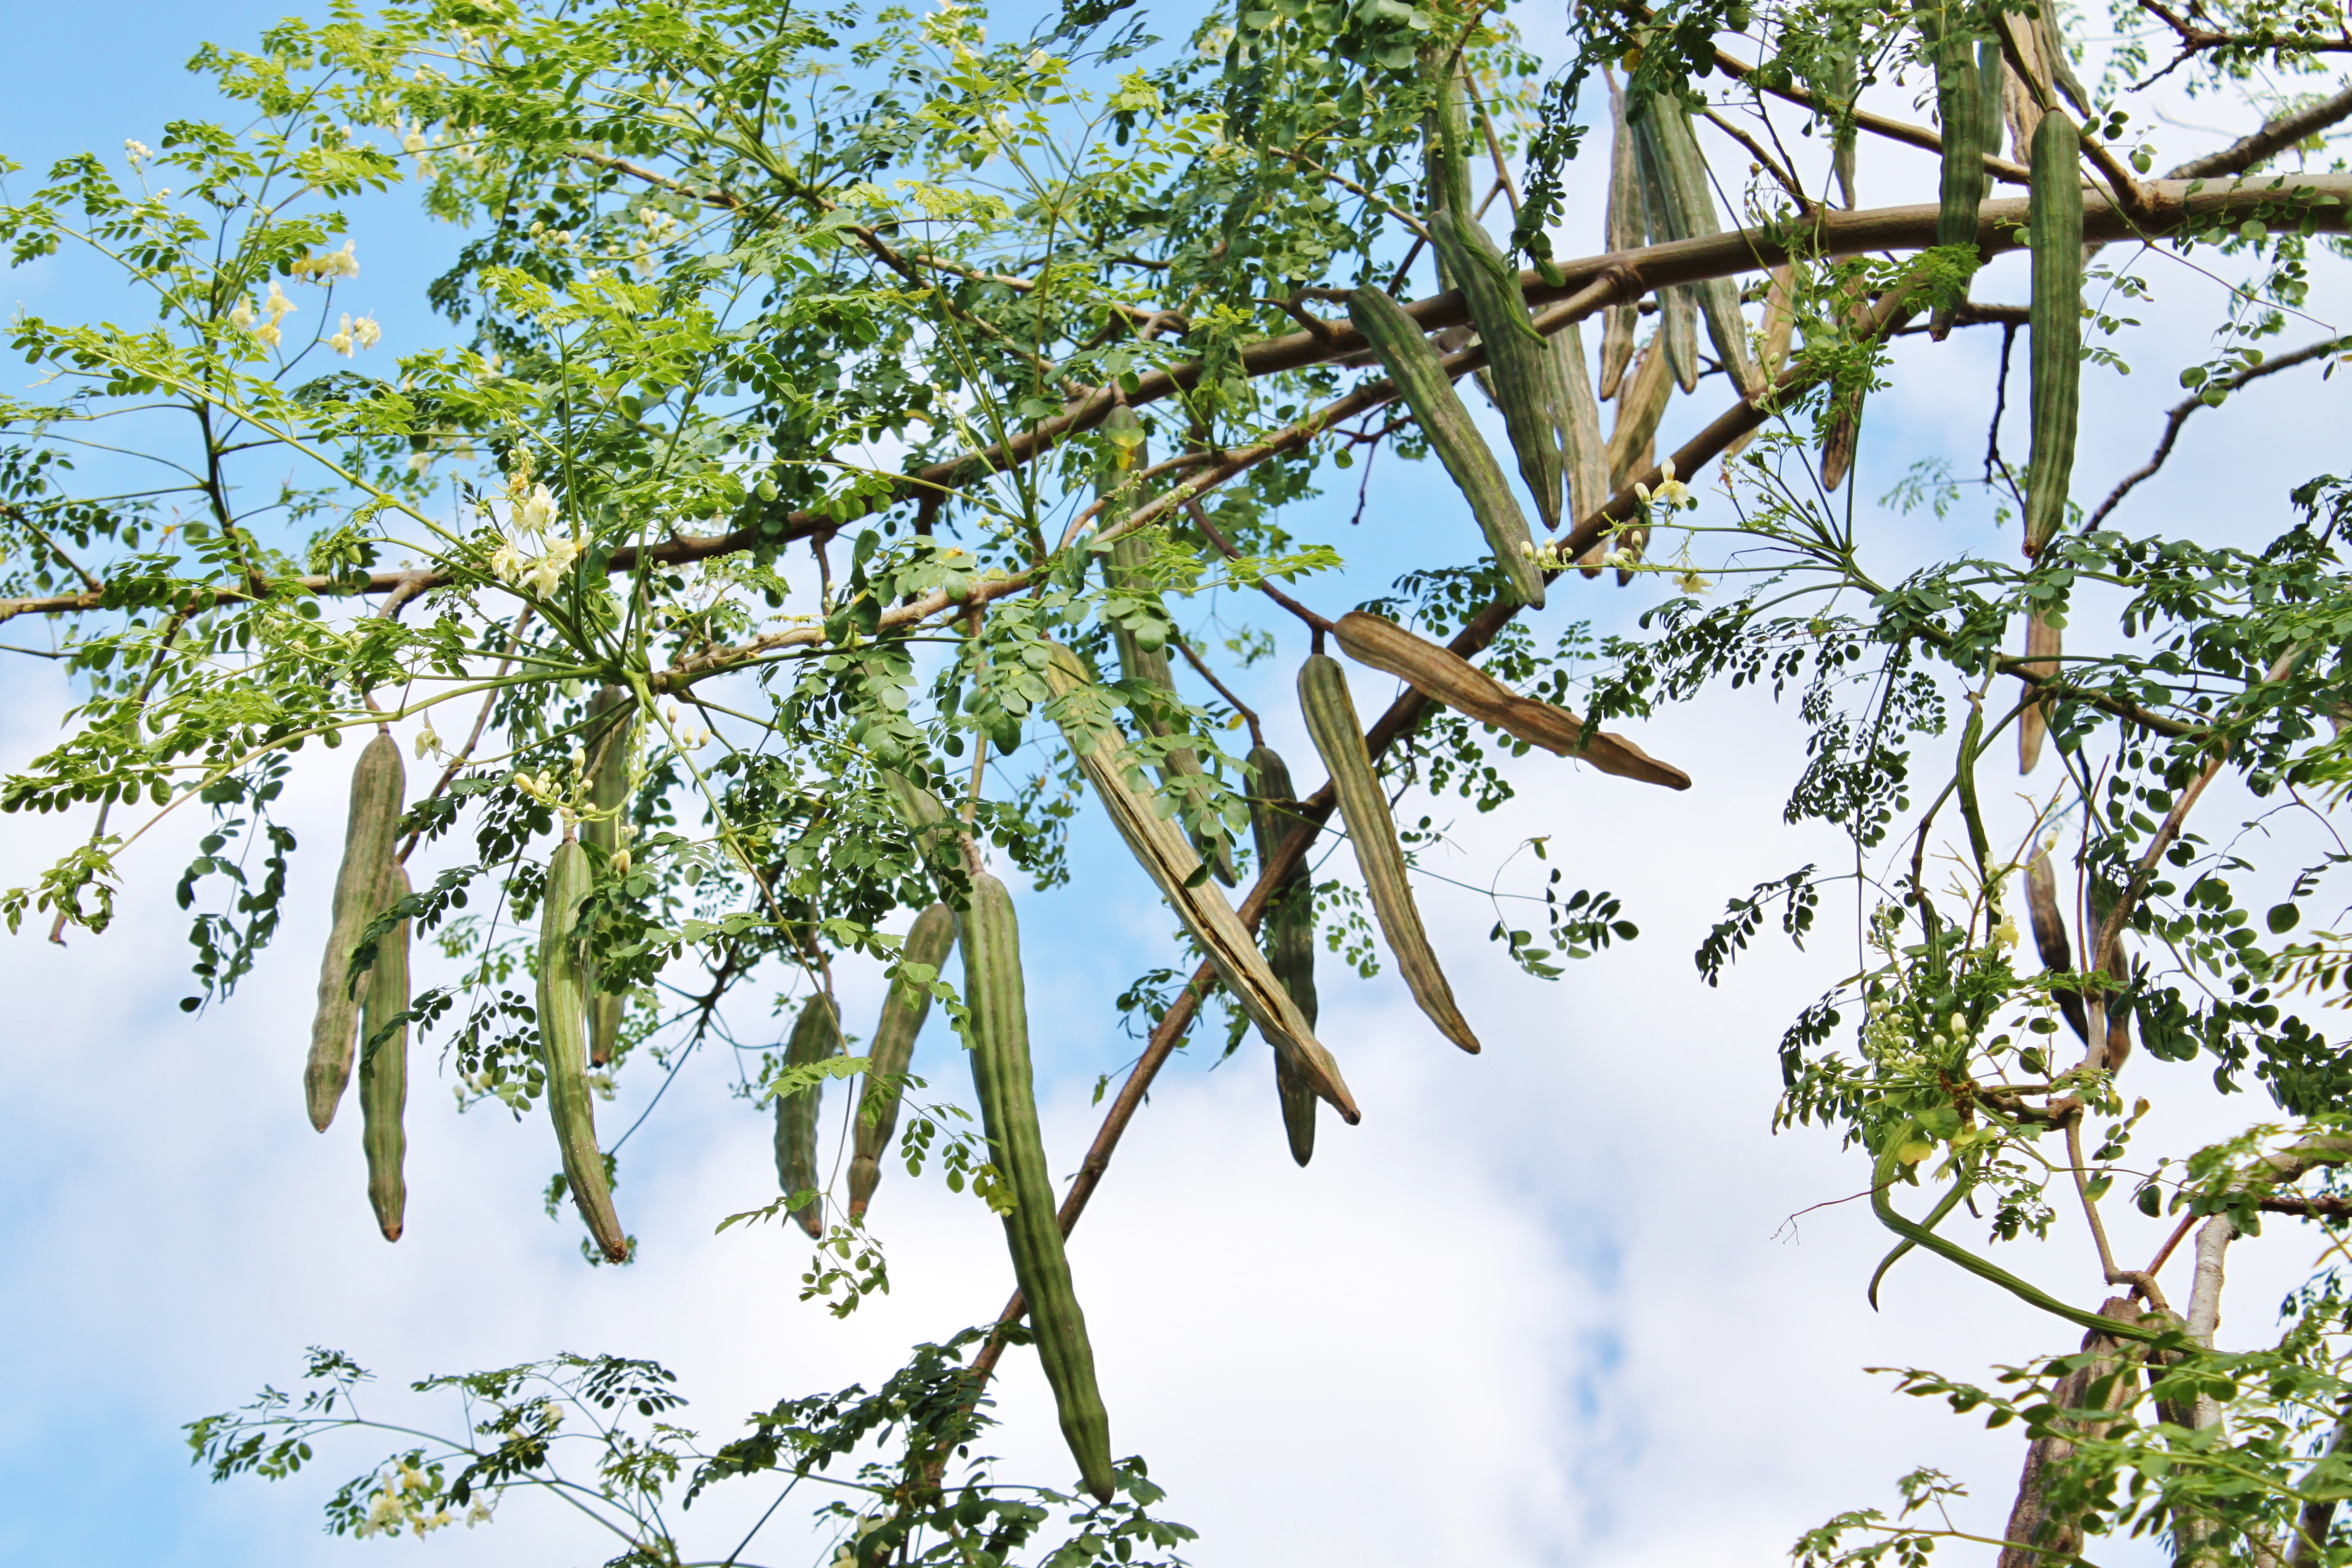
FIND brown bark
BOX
[2002,1297,2156,1567]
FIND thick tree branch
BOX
[2086,334,2349,527]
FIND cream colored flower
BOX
[515,481,557,537]
[227,296,256,331]
[254,320,283,347]
[522,535,581,596]
[125,139,152,164]
[352,314,381,349]
[415,720,442,760]
[1673,570,1711,594]
[263,279,295,324]
[329,313,355,356]
[1633,459,1694,512]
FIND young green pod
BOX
[1297,653,1480,1054]
[958,871,1118,1503]
[1919,0,1991,340]
[1333,613,1692,790]
[848,902,955,1221]
[2024,110,2083,558]
[1246,745,1319,1167]
[774,992,842,1240]
[539,838,631,1263]
[1430,204,1567,532]
[360,863,411,1242]
[1347,287,1545,610]
[1099,410,1236,883]
[1040,644,1360,1122]
[307,730,404,1132]
[583,685,634,1066]
[1600,76,1645,400]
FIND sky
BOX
[0,3,2347,1567]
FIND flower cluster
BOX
[484,445,582,597]
[227,280,298,346]
[327,312,382,356]
[124,138,151,165]
[291,240,360,283]
[350,1459,491,1539]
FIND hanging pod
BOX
[959,871,1118,1503]
[1431,203,1568,533]
[1246,745,1320,1167]
[307,729,404,1131]
[2024,109,2083,557]
[1098,407,1235,883]
[539,838,631,1262]
[1719,266,1797,469]
[1347,287,1546,610]
[1333,613,1692,789]
[583,685,634,1065]
[360,863,411,1241]
[1297,652,1480,1054]
[2024,853,2090,1044]
[848,902,955,1221]
[1599,74,1645,400]
[774,992,842,1240]
[1631,98,1764,395]
[2019,611,2062,774]
[1917,0,1992,340]
[1039,643,1360,1122]
[1590,333,1674,580]
[1551,319,1613,527]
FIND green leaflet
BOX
[774,992,842,1240]
[958,871,1117,1502]
[848,901,955,1220]
[1297,652,1481,1054]
[307,730,403,1133]
[360,862,411,1242]
[539,838,630,1263]
[1348,286,1545,608]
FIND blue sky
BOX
[1,4,2348,1566]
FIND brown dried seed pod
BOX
[1334,613,1691,790]
[2025,853,2090,1044]
[2018,613,2061,775]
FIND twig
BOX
[1182,498,1333,634]
[2168,85,2352,178]
[2086,335,2348,527]
[1169,630,1264,746]
[1711,45,2032,185]
[1698,106,1813,213]
[397,608,534,865]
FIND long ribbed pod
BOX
[2024,110,2083,557]
[1590,333,1672,579]
[1919,0,1991,340]
[583,685,633,1065]
[308,730,404,1131]
[1600,74,1645,399]
[774,993,842,1239]
[1719,266,1796,469]
[1099,408,1235,883]
[1431,203,1567,532]
[1297,653,1480,1054]
[958,873,1117,1503]
[1040,643,1360,1121]
[848,902,954,1221]
[1552,320,1612,523]
[539,838,630,1262]
[360,863,411,1241]
[1246,745,1319,1167]
[1334,613,1692,789]
[1347,287,1545,609]
[1631,99,1762,394]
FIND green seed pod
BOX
[1419,44,1476,239]
[958,871,1118,1503]
[1296,653,1480,1054]
[774,992,842,1240]
[1600,78,1645,400]
[1551,320,1613,526]
[1632,101,1763,394]
[1347,287,1545,610]
[583,685,634,1066]
[307,730,404,1132]
[2024,110,2083,558]
[360,863,411,1242]
[1040,644,1360,1122]
[1334,613,1692,789]
[1429,204,1567,532]
[848,902,955,1221]
[1919,0,1991,340]
[1099,408,1236,884]
[1246,745,1318,1167]
[539,838,631,1263]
